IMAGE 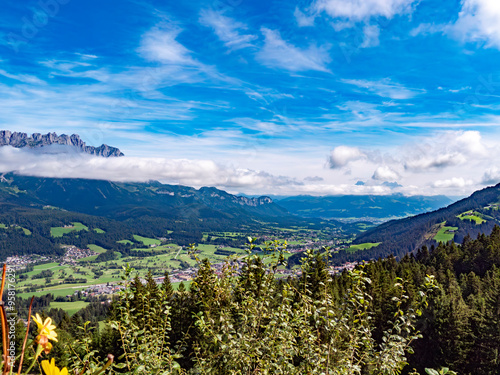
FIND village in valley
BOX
[7,225,360,302]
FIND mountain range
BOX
[0,130,124,157]
[276,194,453,222]
[0,173,289,223]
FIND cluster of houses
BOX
[5,254,54,270]
[60,246,98,265]
[81,283,123,298]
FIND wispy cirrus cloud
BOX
[410,23,448,37]
[0,69,46,85]
[341,78,425,99]
[137,26,197,65]
[199,9,257,51]
[360,25,380,48]
[294,7,316,27]
[256,28,331,73]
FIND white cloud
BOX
[0,146,400,196]
[0,69,46,85]
[341,78,424,99]
[452,0,500,49]
[231,118,286,135]
[199,9,257,50]
[294,7,316,27]
[304,176,324,182]
[432,177,473,188]
[410,23,448,37]
[372,166,400,181]
[405,153,466,171]
[404,130,487,172]
[137,26,196,65]
[313,0,419,21]
[0,146,300,190]
[328,146,365,169]
[481,167,500,185]
[323,130,499,196]
[256,28,331,73]
[361,25,380,48]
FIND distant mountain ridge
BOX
[277,194,453,222]
[0,174,288,223]
[0,130,124,157]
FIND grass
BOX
[434,226,458,242]
[94,228,106,233]
[18,286,88,299]
[133,235,161,246]
[50,301,90,315]
[0,223,31,235]
[457,211,487,224]
[21,227,31,235]
[347,242,381,253]
[51,222,89,237]
[15,240,246,305]
[78,244,109,261]
[88,244,107,253]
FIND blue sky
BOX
[1,0,500,196]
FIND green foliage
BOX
[187,241,438,374]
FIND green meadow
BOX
[347,242,381,253]
[50,222,89,237]
[50,301,90,315]
[133,235,161,246]
[0,223,31,235]
[434,226,458,242]
[457,211,487,224]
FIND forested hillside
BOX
[348,182,500,259]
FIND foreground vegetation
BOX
[4,225,500,374]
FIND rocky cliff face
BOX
[198,186,274,207]
[0,130,124,157]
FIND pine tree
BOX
[161,270,174,300]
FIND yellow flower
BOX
[32,313,58,342]
[41,358,68,375]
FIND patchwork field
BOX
[133,235,161,246]
[434,226,458,242]
[15,242,248,302]
[50,301,90,315]
[457,211,487,224]
[0,223,31,235]
[13,227,343,317]
[50,222,89,237]
[347,242,381,253]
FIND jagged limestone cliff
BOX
[0,130,124,157]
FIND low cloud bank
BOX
[0,146,398,196]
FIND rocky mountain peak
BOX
[0,130,124,157]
